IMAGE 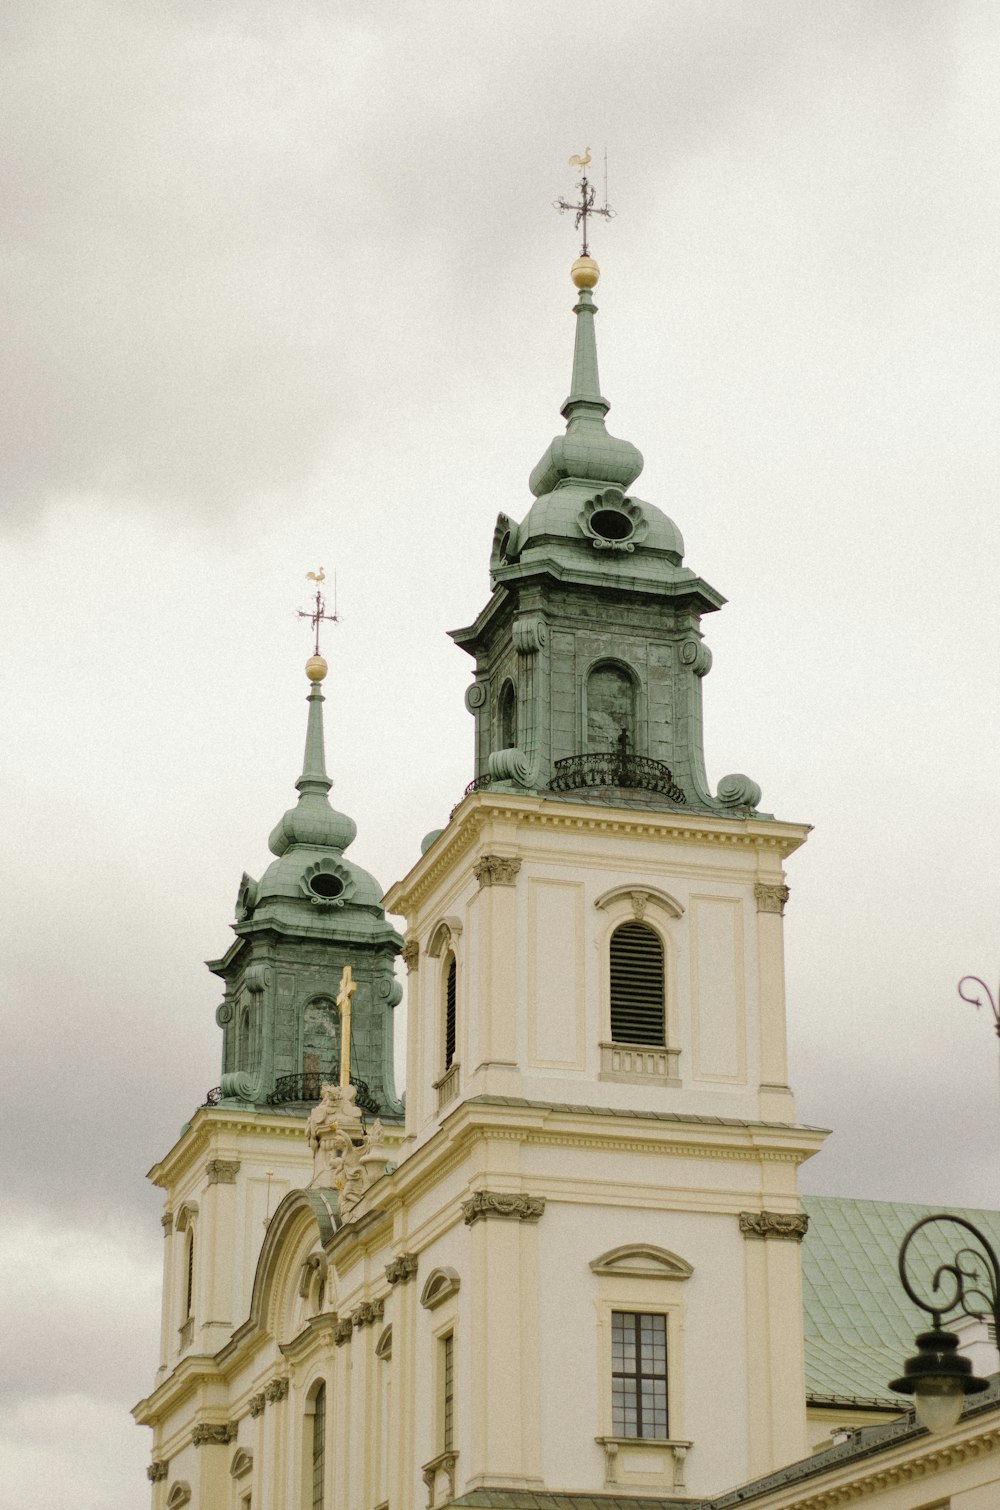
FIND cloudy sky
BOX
[3,2,1000,1505]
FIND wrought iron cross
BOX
[554,152,614,257]
[297,568,339,655]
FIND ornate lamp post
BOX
[890,1214,1000,1432]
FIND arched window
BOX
[610,922,665,1046]
[184,1229,195,1319]
[587,662,635,753]
[310,1381,326,1510]
[498,680,517,749]
[303,996,340,1091]
[238,1006,251,1071]
[444,955,457,1070]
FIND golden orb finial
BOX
[571,254,600,289]
[305,653,328,682]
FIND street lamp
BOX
[890,1214,1000,1433]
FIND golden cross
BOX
[336,964,357,1087]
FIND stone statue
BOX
[306,1085,388,1215]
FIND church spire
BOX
[528,257,644,498]
[268,655,357,857]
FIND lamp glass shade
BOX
[913,1375,965,1434]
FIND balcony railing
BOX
[203,1074,380,1115]
[551,751,686,802]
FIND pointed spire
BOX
[268,657,357,857]
[528,258,643,498]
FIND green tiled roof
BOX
[801,1196,1000,1406]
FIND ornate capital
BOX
[462,1191,545,1226]
[192,1422,238,1447]
[401,939,419,973]
[147,1461,168,1482]
[385,1253,418,1285]
[352,1298,385,1329]
[161,1211,173,1235]
[739,1210,809,1241]
[205,1159,240,1185]
[248,1393,266,1418]
[754,883,790,916]
[335,1317,354,1346]
[473,855,522,889]
[264,1377,289,1403]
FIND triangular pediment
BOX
[590,1243,693,1280]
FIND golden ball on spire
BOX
[571,255,600,289]
[305,654,329,682]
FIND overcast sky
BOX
[3,3,1000,1506]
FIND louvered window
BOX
[444,956,457,1069]
[610,922,665,1045]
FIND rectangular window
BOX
[611,1311,667,1438]
[442,1332,454,1451]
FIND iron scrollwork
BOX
[551,751,685,802]
[897,1213,1000,1333]
[266,1072,380,1117]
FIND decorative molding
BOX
[739,1210,809,1241]
[375,1324,393,1361]
[464,681,487,710]
[248,1392,266,1418]
[422,1449,459,1509]
[298,1251,328,1299]
[511,614,547,653]
[755,882,790,915]
[147,1461,168,1482]
[230,1447,253,1479]
[352,1298,385,1329]
[160,1212,173,1235]
[264,1377,289,1403]
[590,1244,694,1280]
[462,1191,545,1226]
[599,1041,680,1088]
[206,1158,240,1185]
[596,1435,691,1490]
[192,1422,237,1446]
[335,1317,354,1346]
[166,1486,192,1510]
[420,1267,461,1311]
[401,939,419,972]
[244,961,271,995]
[385,1253,418,1286]
[174,1202,198,1232]
[594,883,684,919]
[426,917,463,958]
[473,855,522,889]
[178,1317,194,1349]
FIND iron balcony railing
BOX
[550,751,686,802]
[203,1073,380,1116]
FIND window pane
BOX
[611,1311,668,1440]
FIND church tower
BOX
[136,219,824,1510]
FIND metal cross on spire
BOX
[297,568,339,656]
[554,149,615,257]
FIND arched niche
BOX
[585,659,637,753]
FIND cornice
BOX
[132,1355,221,1427]
[385,791,810,917]
[718,1420,1000,1510]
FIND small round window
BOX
[590,509,634,542]
[309,873,344,899]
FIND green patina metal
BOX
[450,272,764,816]
[801,1195,1000,1408]
[207,675,403,1119]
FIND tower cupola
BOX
[209,644,403,1120]
[451,250,763,818]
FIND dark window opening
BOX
[591,508,634,541]
[610,921,665,1046]
[184,1231,195,1319]
[309,873,344,899]
[311,1381,326,1510]
[444,957,457,1069]
[498,680,517,749]
[442,1333,455,1451]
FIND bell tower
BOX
[452,252,762,819]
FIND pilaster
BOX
[754,882,795,1121]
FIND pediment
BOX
[230,1447,253,1478]
[375,1323,393,1360]
[595,885,684,920]
[590,1243,693,1280]
[420,1267,461,1310]
[166,1486,192,1509]
[427,917,463,958]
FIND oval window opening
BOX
[309,873,344,899]
[591,509,633,542]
